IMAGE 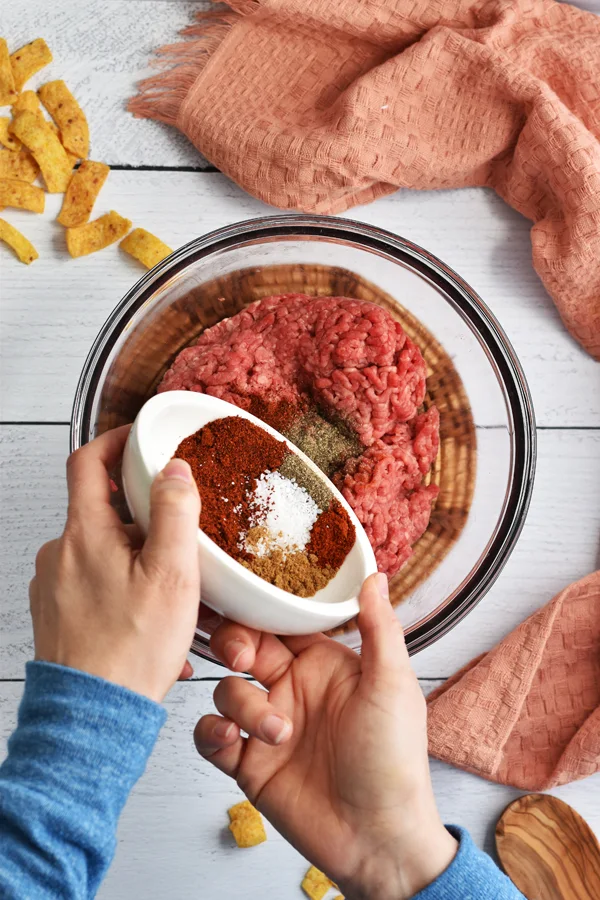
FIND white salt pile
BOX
[240,471,320,558]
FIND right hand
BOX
[194,574,457,900]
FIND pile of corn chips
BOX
[0,36,171,266]
[226,801,343,898]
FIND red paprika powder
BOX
[307,500,356,570]
[245,395,301,435]
[174,416,288,559]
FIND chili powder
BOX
[174,416,287,559]
[307,500,356,570]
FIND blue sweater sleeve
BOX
[0,661,166,900]
[413,825,524,899]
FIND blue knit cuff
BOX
[412,826,524,899]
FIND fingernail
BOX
[213,720,234,740]
[160,458,195,484]
[377,572,389,600]
[260,714,291,745]
[202,615,224,636]
[225,639,252,672]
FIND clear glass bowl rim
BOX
[70,213,537,657]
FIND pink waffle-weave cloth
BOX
[427,571,600,790]
[130,0,600,358]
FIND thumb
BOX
[358,573,410,680]
[140,458,201,579]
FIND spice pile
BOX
[174,416,355,597]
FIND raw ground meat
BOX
[334,409,439,574]
[159,293,440,576]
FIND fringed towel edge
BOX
[128,1,259,126]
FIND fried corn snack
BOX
[10,38,52,91]
[0,118,21,151]
[302,866,334,900]
[11,92,78,167]
[120,227,172,269]
[11,110,73,192]
[11,93,79,167]
[58,160,109,227]
[0,39,17,105]
[66,210,131,258]
[38,80,89,158]
[227,800,267,848]
[12,90,40,115]
[0,149,39,182]
[228,800,257,821]
[0,178,44,212]
[45,119,79,167]
[0,218,38,263]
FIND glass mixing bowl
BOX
[71,215,536,661]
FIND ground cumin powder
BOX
[242,524,336,596]
[242,549,335,597]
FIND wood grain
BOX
[1,4,599,897]
[2,174,599,427]
[1,1,212,168]
[0,425,222,679]
[496,794,600,900]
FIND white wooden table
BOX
[1,2,599,897]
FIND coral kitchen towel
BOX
[427,571,600,790]
[131,0,600,358]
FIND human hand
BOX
[30,426,201,703]
[194,575,457,900]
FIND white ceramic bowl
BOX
[122,391,378,635]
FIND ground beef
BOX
[334,408,439,573]
[159,294,440,576]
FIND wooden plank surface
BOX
[2,173,599,427]
[1,1,599,895]
[1,1,212,168]
[2,425,598,680]
[0,679,598,900]
[415,428,600,677]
